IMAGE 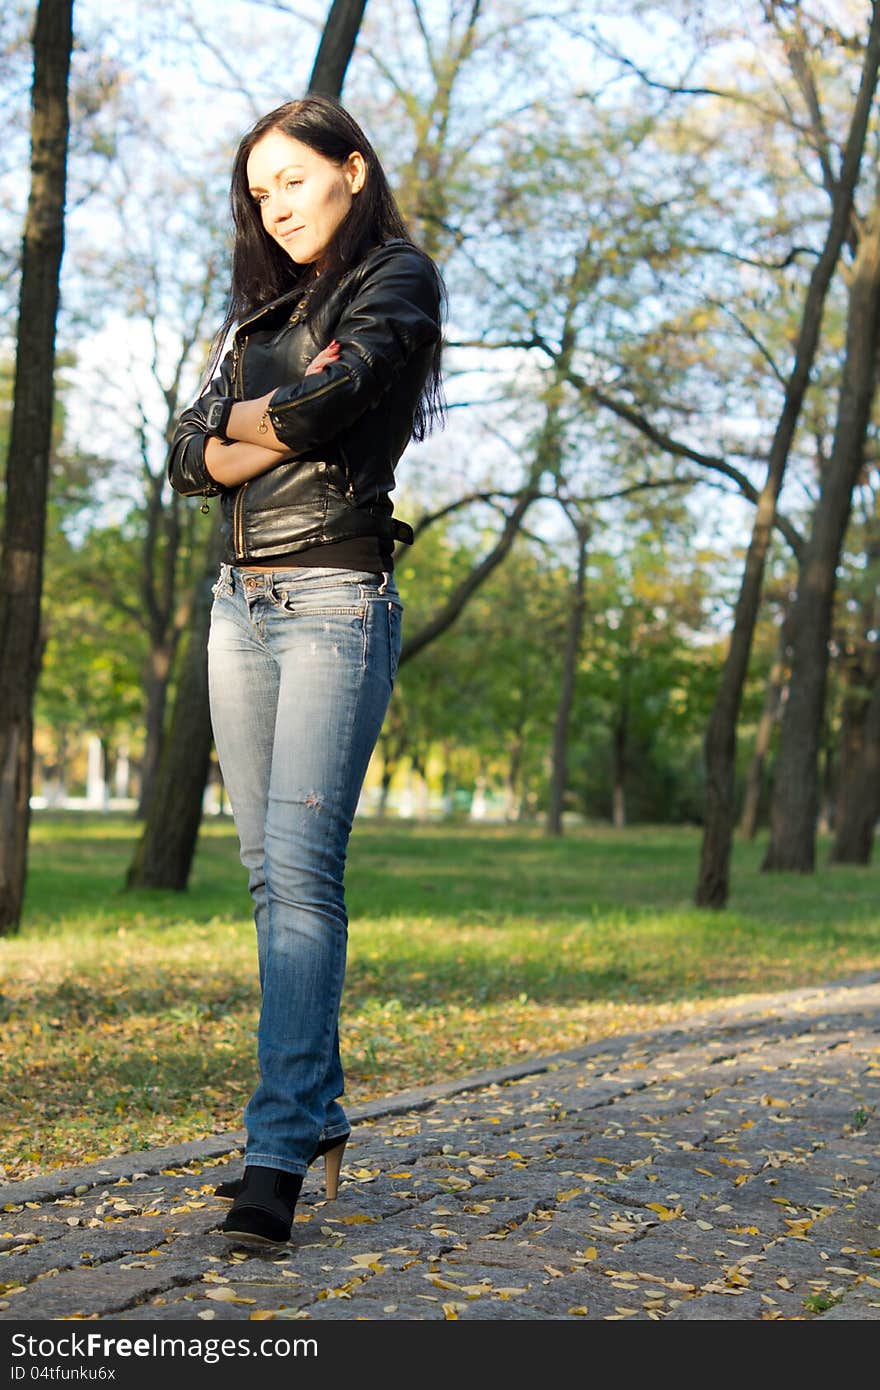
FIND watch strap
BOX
[206,396,234,441]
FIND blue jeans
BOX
[207,563,402,1177]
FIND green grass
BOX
[1,812,879,1180]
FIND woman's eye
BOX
[286,179,303,189]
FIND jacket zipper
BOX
[271,374,347,414]
[231,335,247,553]
[229,289,338,555]
[234,480,249,557]
[339,445,356,503]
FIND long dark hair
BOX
[205,94,446,441]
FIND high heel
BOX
[221,1166,303,1247]
[315,1133,348,1201]
[214,1131,349,1203]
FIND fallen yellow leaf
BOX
[645,1203,683,1220]
[205,1288,256,1305]
[347,1252,386,1271]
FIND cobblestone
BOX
[1,972,878,1321]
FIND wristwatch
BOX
[205,396,235,441]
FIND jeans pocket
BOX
[274,587,366,618]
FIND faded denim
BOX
[207,563,402,1176]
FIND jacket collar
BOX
[233,240,406,339]
[234,283,314,339]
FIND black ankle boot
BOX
[220,1166,303,1246]
[215,1132,349,1203]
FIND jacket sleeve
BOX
[265,244,441,452]
[166,347,235,497]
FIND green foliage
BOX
[389,524,568,797]
[566,532,728,822]
[803,1291,844,1314]
[380,517,747,823]
[37,523,148,743]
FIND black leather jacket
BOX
[167,239,442,563]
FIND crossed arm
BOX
[203,340,341,488]
[169,245,442,501]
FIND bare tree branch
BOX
[707,298,787,386]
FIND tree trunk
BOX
[505,733,523,822]
[126,527,223,889]
[309,0,368,97]
[136,641,174,818]
[817,727,835,836]
[440,760,455,819]
[694,6,880,906]
[377,761,393,818]
[738,610,792,839]
[830,640,880,863]
[545,521,589,836]
[0,0,73,934]
[612,715,628,829]
[763,196,880,872]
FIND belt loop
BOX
[378,569,390,595]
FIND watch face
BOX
[207,401,222,428]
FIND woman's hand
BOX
[304,341,340,376]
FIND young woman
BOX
[167,94,446,1247]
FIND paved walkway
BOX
[1,973,879,1322]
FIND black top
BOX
[241,534,394,573]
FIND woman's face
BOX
[246,129,365,269]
